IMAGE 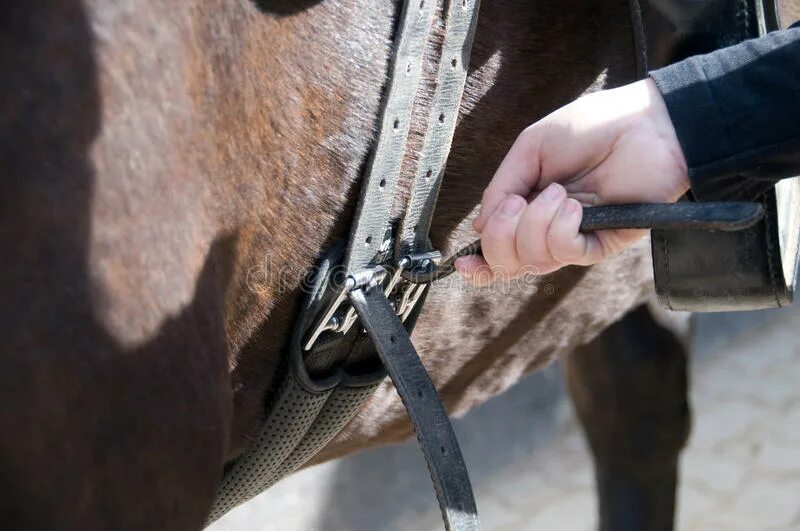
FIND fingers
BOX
[513,183,569,274]
[480,194,527,276]
[453,254,493,286]
[460,184,646,284]
[473,128,542,232]
[543,198,607,267]
[508,183,603,276]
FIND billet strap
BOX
[634,0,795,311]
[404,202,766,284]
[344,0,436,272]
[342,3,483,527]
[399,0,481,254]
[349,285,479,531]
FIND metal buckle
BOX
[302,250,441,351]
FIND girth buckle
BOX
[302,250,441,351]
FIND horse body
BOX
[1,0,657,528]
[210,0,652,462]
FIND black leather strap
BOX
[349,285,479,531]
[404,202,765,284]
[580,202,763,232]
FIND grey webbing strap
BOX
[349,285,479,531]
[207,379,380,524]
[207,241,386,525]
[399,0,481,253]
[207,375,332,522]
[344,0,436,272]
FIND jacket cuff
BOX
[650,58,742,200]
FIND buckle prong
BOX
[303,252,440,351]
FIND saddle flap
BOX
[641,0,798,311]
[652,191,792,311]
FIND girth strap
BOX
[399,0,480,254]
[344,0,436,272]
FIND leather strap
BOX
[403,202,765,284]
[399,0,481,255]
[578,202,764,232]
[652,190,789,311]
[349,285,479,531]
[344,0,436,272]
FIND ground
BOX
[209,304,800,531]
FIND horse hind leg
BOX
[565,303,691,531]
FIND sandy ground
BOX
[209,304,800,531]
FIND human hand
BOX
[457,78,690,283]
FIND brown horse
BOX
[0,1,690,529]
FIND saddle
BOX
[638,0,800,311]
[206,1,795,529]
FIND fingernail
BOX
[559,198,581,219]
[539,183,563,201]
[500,195,525,217]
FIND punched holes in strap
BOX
[344,0,437,273]
[399,0,481,254]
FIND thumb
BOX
[473,127,543,233]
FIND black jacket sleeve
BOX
[650,23,800,201]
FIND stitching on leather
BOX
[735,0,749,39]
[659,232,674,311]
[628,0,648,77]
[761,196,784,307]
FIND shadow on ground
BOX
[310,364,569,531]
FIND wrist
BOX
[642,78,690,197]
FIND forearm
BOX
[650,23,800,200]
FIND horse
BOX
[0,0,694,529]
